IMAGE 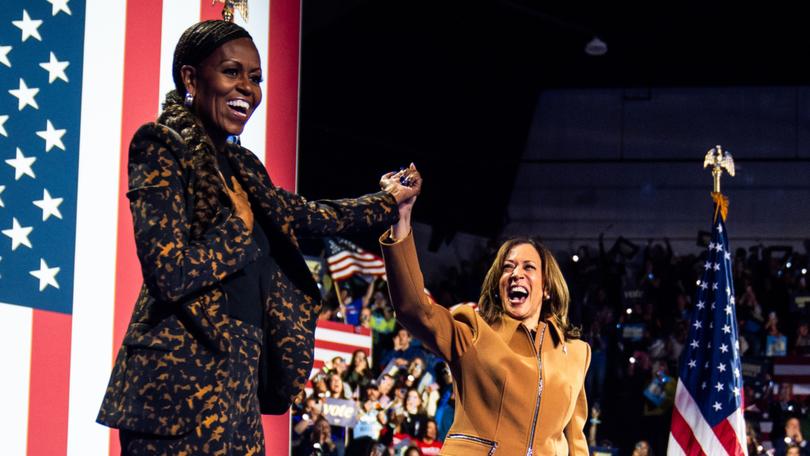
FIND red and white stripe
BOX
[773,357,810,383]
[328,251,386,281]
[0,1,301,454]
[312,320,373,379]
[668,382,747,456]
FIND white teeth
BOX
[510,286,528,294]
[227,99,250,110]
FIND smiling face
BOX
[408,358,424,377]
[366,385,381,401]
[305,398,322,416]
[405,389,421,413]
[332,357,347,374]
[498,243,545,328]
[379,375,394,394]
[328,374,343,395]
[352,350,367,368]
[786,417,801,437]
[425,420,437,440]
[317,418,331,435]
[394,328,411,350]
[183,37,262,149]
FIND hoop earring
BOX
[184,92,194,107]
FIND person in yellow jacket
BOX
[379,164,591,455]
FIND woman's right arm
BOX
[127,123,258,302]
[379,167,476,361]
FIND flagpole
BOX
[333,278,348,324]
[668,146,744,456]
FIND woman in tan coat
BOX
[379,165,590,455]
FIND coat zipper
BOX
[447,433,498,455]
[525,324,546,456]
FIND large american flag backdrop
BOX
[0,1,301,454]
[668,200,747,456]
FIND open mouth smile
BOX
[508,285,529,305]
[226,99,251,119]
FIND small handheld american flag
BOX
[326,237,386,281]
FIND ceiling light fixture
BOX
[585,36,607,56]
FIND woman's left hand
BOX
[380,163,421,210]
[380,164,421,242]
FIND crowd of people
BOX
[292,279,451,456]
[292,237,810,455]
[579,239,808,456]
[566,238,809,455]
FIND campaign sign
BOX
[377,358,401,384]
[621,323,645,341]
[766,335,788,357]
[322,398,358,428]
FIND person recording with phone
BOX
[774,417,810,456]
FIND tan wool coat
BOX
[381,231,591,455]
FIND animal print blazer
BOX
[97,123,398,436]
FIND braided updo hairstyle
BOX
[171,20,252,96]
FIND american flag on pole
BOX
[0,1,301,454]
[668,197,746,456]
[326,237,386,281]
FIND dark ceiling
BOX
[297,0,810,244]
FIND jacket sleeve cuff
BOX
[380,226,413,246]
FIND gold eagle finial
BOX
[703,145,735,194]
[213,0,248,23]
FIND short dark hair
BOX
[172,20,252,95]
